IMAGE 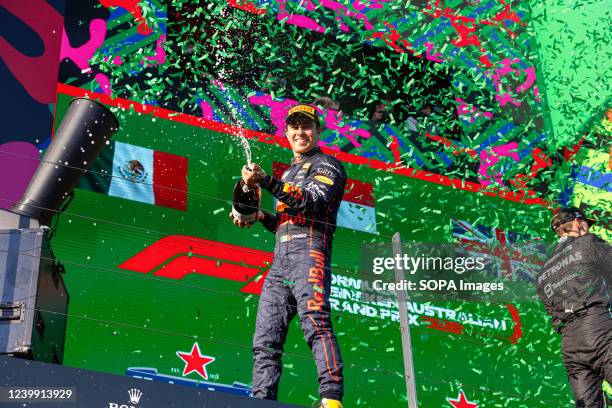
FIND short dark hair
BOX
[551,206,595,231]
[313,96,335,109]
[369,100,388,116]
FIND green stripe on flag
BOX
[78,141,114,193]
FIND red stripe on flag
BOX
[344,179,374,206]
[153,151,188,211]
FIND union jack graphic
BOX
[451,219,547,282]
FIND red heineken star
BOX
[447,390,478,408]
[176,342,215,379]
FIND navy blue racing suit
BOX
[252,147,346,401]
[536,233,612,407]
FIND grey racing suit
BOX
[252,147,346,401]
[536,233,612,407]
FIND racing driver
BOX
[232,104,346,408]
[536,207,611,407]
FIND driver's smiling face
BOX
[285,120,319,155]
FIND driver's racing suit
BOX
[536,233,612,407]
[252,147,346,401]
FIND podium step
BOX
[0,356,305,407]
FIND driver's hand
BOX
[229,211,255,228]
[242,164,266,188]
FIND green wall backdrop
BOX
[0,0,610,406]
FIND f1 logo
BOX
[119,235,273,295]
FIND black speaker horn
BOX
[10,98,119,225]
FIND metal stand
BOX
[392,233,418,408]
[0,226,69,362]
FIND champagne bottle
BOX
[232,179,261,224]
